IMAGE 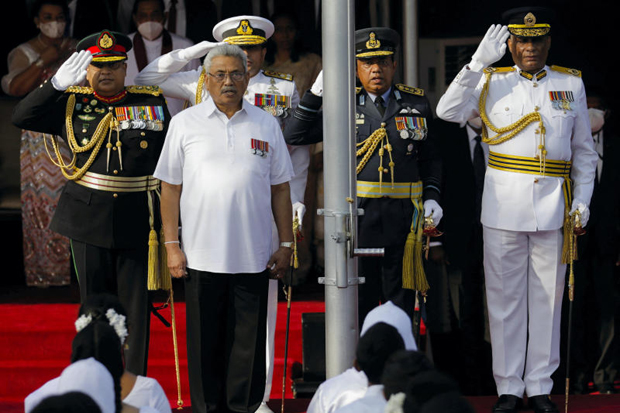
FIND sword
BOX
[281,214,300,413]
[565,211,585,413]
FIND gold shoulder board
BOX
[126,85,163,96]
[395,83,424,96]
[483,67,516,75]
[65,86,94,95]
[550,65,582,77]
[263,70,293,81]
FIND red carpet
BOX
[1,300,619,413]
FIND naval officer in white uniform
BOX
[436,7,597,413]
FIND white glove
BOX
[293,202,306,232]
[423,199,443,226]
[570,200,590,227]
[310,70,323,97]
[178,41,225,62]
[469,24,510,72]
[51,50,92,91]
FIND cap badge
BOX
[524,12,536,27]
[237,20,254,35]
[98,32,114,50]
[366,32,381,49]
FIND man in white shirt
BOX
[436,7,597,413]
[136,16,308,412]
[125,0,199,116]
[154,44,294,413]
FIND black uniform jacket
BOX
[12,81,170,249]
[285,85,442,247]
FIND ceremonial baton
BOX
[281,214,300,413]
[565,211,585,413]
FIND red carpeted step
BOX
[0,300,324,405]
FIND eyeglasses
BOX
[90,61,125,70]
[207,71,247,82]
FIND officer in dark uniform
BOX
[12,30,170,376]
[285,27,442,326]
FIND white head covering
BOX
[360,301,417,350]
[212,15,274,45]
[24,358,115,413]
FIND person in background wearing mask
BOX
[1,0,77,288]
[125,0,199,116]
[562,87,619,395]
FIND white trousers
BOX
[483,226,566,397]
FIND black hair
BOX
[382,349,434,399]
[131,0,166,16]
[71,320,124,413]
[30,391,102,413]
[78,293,128,319]
[356,322,405,384]
[264,10,307,65]
[30,0,70,19]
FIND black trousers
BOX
[185,269,269,413]
[70,239,150,376]
[357,244,416,326]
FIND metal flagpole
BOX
[319,0,359,378]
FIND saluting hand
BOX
[470,24,510,72]
[51,50,92,91]
[179,41,227,62]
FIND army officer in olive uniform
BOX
[286,27,443,325]
[12,30,170,376]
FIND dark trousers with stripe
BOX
[357,244,416,326]
[70,240,151,376]
[185,269,269,413]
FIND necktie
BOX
[168,0,177,34]
[473,135,486,221]
[374,96,385,116]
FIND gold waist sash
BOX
[75,172,160,192]
[357,180,423,199]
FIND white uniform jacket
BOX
[436,64,597,232]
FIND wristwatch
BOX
[280,241,294,248]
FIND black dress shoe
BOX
[527,395,558,413]
[492,394,523,413]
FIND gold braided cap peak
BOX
[263,70,293,81]
[550,65,582,78]
[483,67,516,75]
[396,83,424,96]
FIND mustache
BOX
[221,86,237,93]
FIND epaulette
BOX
[395,83,424,96]
[126,85,163,96]
[263,70,293,81]
[65,86,94,95]
[356,87,362,94]
[550,65,582,78]
[483,67,516,75]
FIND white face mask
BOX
[467,116,483,130]
[39,21,66,39]
[137,21,164,41]
[588,108,605,134]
